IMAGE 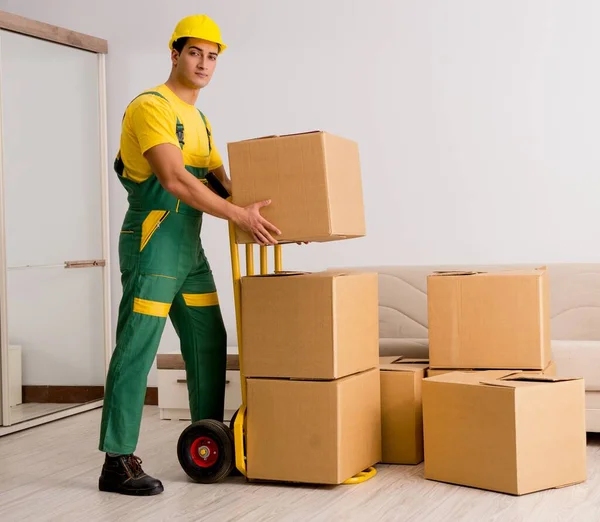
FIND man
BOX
[98,14,280,496]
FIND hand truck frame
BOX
[176,173,377,485]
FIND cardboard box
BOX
[246,368,382,484]
[228,131,366,244]
[241,271,379,379]
[426,360,557,378]
[423,370,587,495]
[380,357,428,465]
[427,268,551,369]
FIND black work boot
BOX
[99,454,164,496]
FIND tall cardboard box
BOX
[422,370,587,495]
[380,357,428,465]
[228,131,365,244]
[427,268,551,369]
[246,368,382,485]
[241,271,379,380]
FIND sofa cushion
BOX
[552,340,600,390]
[379,338,428,358]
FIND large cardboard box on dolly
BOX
[246,367,382,485]
[427,268,551,370]
[241,271,379,380]
[422,370,587,495]
[228,131,366,244]
[379,356,428,465]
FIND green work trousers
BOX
[99,209,227,454]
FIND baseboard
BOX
[22,386,158,406]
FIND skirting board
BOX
[20,386,158,405]
[0,400,103,437]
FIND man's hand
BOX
[232,199,281,246]
[207,165,280,245]
[145,144,281,245]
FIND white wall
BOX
[2,0,600,385]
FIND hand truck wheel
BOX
[177,419,235,483]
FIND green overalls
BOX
[99,91,227,455]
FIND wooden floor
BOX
[1,406,600,522]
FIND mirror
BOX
[1,30,107,426]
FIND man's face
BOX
[172,38,219,89]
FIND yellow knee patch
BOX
[182,292,219,307]
[133,297,171,317]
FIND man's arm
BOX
[144,143,280,245]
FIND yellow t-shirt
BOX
[119,84,223,183]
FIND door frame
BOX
[0,10,110,432]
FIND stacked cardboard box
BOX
[422,268,587,495]
[227,132,588,493]
[228,131,382,485]
[379,356,428,465]
[427,268,552,371]
[228,131,365,245]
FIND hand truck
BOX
[176,173,377,485]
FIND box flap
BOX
[232,130,323,143]
[379,356,429,372]
[501,374,581,383]
[425,370,518,384]
[379,356,403,365]
[319,269,376,278]
[272,270,377,281]
[430,268,545,279]
[245,270,372,280]
[396,358,429,364]
[243,271,308,279]
[431,270,482,277]
[479,374,582,388]
[310,270,353,278]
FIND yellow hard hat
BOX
[169,14,227,53]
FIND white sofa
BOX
[343,264,600,432]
